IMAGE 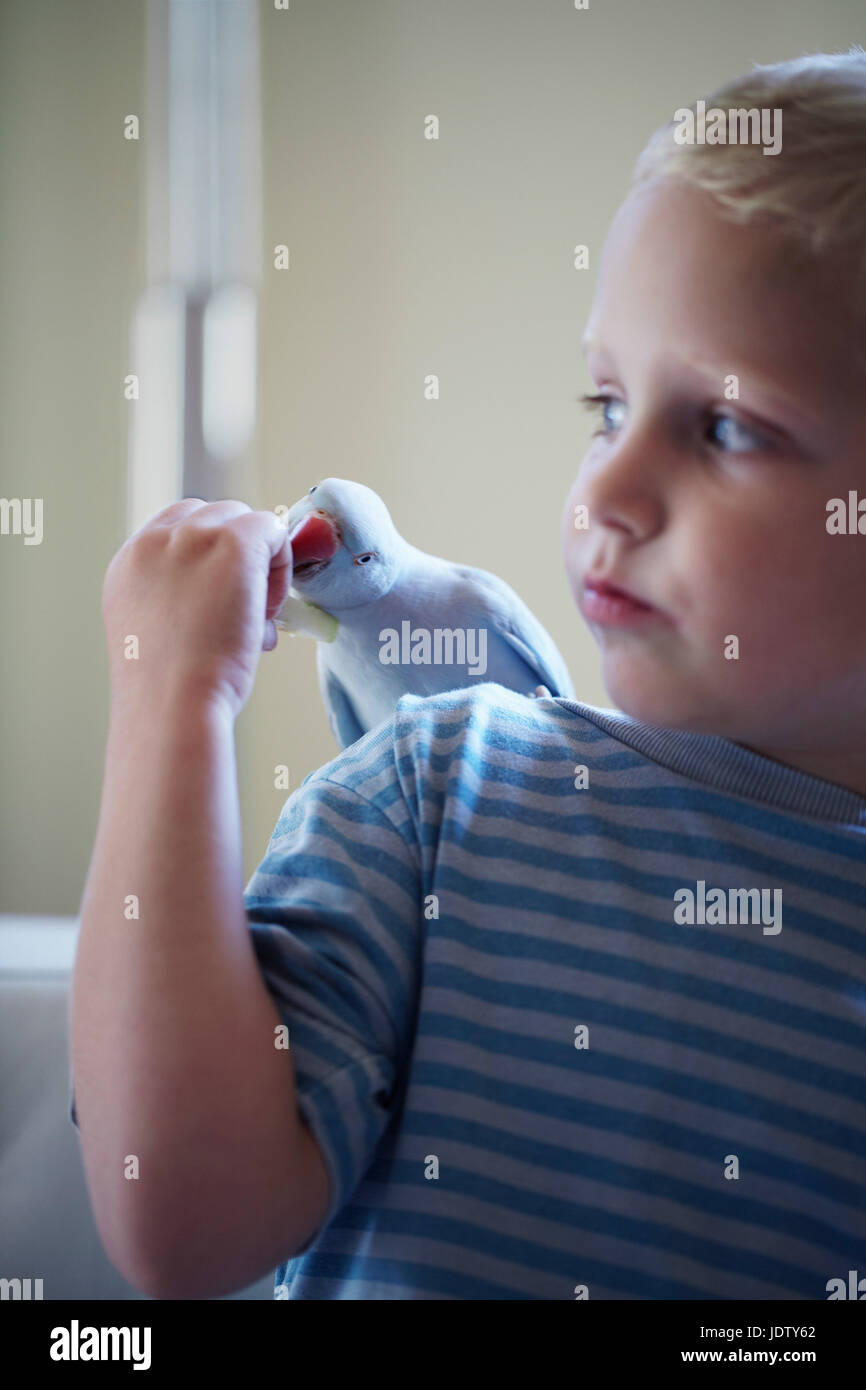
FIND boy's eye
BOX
[705,412,769,454]
[580,393,626,435]
[579,394,772,455]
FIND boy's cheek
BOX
[695,584,842,693]
[723,525,866,646]
[560,515,591,593]
[560,477,589,557]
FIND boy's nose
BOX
[580,428,666,542]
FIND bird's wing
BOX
[450,563,575,699]
[495,622,574,697]
[317,650,366,749]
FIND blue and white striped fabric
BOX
[244,682,866,1300]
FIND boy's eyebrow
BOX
[685,353,829,440]
[580,337,828,442]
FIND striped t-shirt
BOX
[242,682,866,1300]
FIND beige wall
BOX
[2,0,861,912]
[1,0,144,914]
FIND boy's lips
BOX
[580,574,671,627]
[585,574,653,606]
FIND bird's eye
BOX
[309,485,317,494]
[354,551,376,565]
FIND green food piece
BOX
[274,594,339,643]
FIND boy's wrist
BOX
[108,673,238,737]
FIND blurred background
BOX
[1,0,860,1300]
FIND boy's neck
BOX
[736,740,866,804]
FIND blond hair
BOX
[631,47,866,308]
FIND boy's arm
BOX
[70,499,329,1301]
[70,688,330,1300]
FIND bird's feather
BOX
[317,650,366,748]
[447,563,575,699]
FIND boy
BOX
[70,48,866,1299]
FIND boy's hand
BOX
[101,499,293,720]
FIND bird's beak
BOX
[289,510,341,578]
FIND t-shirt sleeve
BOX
[242,724,424,1252]
[67,705,427,1244]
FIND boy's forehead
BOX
[587,178,862,403]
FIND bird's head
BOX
[286,478,406,610]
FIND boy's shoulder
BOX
[387,681,645,764]
[388,680,623,742]
[302,681,866,834]
[298,681,632,809]
[309,681,614,766]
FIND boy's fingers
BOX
[265,557,294,620]
[133,497,209,536]
[133,498,249,545]
[227,508,293,565]
[124,501,293,640]
[224,510,294,624]
[181,500,254,530]
[153,498,209,523]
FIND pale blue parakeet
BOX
[278,478,575,749]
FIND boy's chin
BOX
[602,663,733,735]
